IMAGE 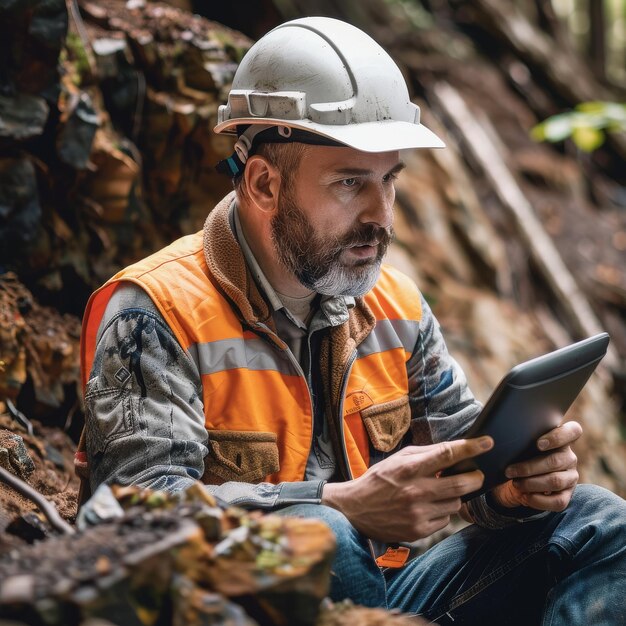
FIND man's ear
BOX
[243,155,281,213]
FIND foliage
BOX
[532,101,626,152]
[64,31,91,86]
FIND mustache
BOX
[340,224,394,249]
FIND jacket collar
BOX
[202,192,274,329]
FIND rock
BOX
[318,600,429,625]
[0,159,42,272]
[0,94,49,141]
[0,273,81,413]
[57,93,101,170]
[0,432,35,479]
[0,482,335,626]
[5,512,49,544]
[0,0,68,97]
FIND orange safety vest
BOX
[80,226,423,485]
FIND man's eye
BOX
[383,173,399,183]
[341,178,358,187]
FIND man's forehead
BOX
[301,144,402,173]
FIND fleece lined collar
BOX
[231,199,286,315]
[202,192,273,327]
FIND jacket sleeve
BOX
[84,283,324,510]
[406,294,481,446]
[406,295,547,528]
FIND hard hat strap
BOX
[215,124,345,178]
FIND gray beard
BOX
[270,189,392,298]
[302,257,383,297]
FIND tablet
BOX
[442,332,610,500]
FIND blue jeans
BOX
[276,485,626,625]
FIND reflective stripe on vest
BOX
[81,232,422,483]
[186,318,418,377]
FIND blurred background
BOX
[1,0,625,526]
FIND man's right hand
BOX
[321,437,493,542]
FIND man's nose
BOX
[360,184,394,229]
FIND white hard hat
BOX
[213,16,444,153]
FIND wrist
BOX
[490,481,522,509]
[321,481,344,511]
[487,488,538,518]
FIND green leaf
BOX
[576,101,608,114]
[533,102,626,152]
[603,103,626,124]
[531,123,546,141]
[576,102,626,121]
[541,114,573,142]
[571,125,605,152]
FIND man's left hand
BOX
[491,420,582,512]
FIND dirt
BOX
[0,412,79,547]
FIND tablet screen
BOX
[442,332,610,500]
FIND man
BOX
[81,17,625,624]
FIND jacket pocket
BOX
[84,378,135,453]
[361,395,411,453]
[203,430,280,484]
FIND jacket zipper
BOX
[337,349,385,565]
[336,350,357,480]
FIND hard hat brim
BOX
[213,118,445,152]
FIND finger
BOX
[506,446,577,479]
[419,514,452,538]
[512,468,579,495]
[519,488,575,512]
[412,437,494,476]
[414,497,464,519]
[431,470,485,500]
[536,421,583,452]
[407,515,450,541]
[405,502,458,541]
